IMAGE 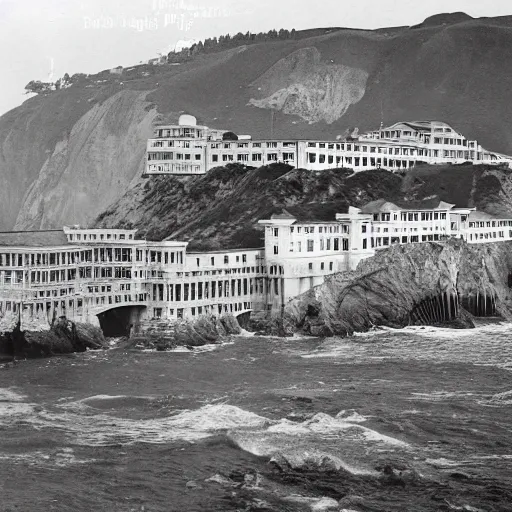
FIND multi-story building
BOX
[2,200,512,335]
[0,227,266,334]
[258,199,512,307]
[144,117,512,177]
[145,114,227,175]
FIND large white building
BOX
[1,200,511,336]
[259,199,512,306]
[144,117,512,176]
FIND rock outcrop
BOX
[248,47,369,124]
[0,317,106,359]
[282,240,512,336]
[95,163,512,251]
[124,314,242,351]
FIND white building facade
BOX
[144,119,512,177]
[1,200,512,333]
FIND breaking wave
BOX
[4,388,410,475]
[299,322,512,370]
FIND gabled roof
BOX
[0,230,70,248]
[467,210,496,221]
[271,209,297,220]
[359,198,457,214]
[360,199,401,214]
[436,200,456,210]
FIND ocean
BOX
[1,322,511,511]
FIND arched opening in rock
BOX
[409,291,459,325]
[96,305,147,337]
[460,293,497,317]
[235,311,251,329]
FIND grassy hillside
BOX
[2,13,512,231]
[95,163,512,251]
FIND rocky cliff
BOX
[0,317,106,359]
[123,314,243,351]
[2,13,512,230]
[95,163,512,251]
[282,239,512,336]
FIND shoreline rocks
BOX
[280,239,512,337]
[122,313,243,351]
[0,316,107,359]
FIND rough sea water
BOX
[1,321,512,512]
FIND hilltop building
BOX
[144,117,512,177]
[1,200,512,335]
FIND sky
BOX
[0,0,510,116]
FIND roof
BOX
[271,209,297,220]
[0,230,70,248]
[360,199,401,213]
[359,198,457,213]
[467,210,497,221]
[377,120,460,134]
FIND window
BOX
[308,263,313,270]
[321,262,324,270]
[274,246,279,255]
[307,240,314,252]
[212,154,218,162]
[224,255,229,264]
[252,153,262,161]
[273,228,279,237]
[329,262,333,271]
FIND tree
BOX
[24,80,50,94]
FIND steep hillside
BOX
[2,13,512,230]
[94,163,512,250]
